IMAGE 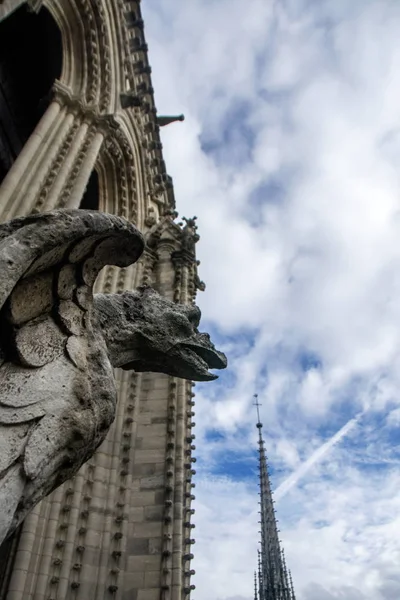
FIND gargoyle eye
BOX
[186,306,201,329]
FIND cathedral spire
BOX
[257,549,264,600]
[253,395,296,600]
[288,570,296,600]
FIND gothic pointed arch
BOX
[0,4,62,185]
[0,0,119,115]
[44,0,115,112]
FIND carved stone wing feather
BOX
[0,209,144,369]
[0,209,144,310]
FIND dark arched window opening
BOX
[80,169,100,210]
[0,5,62,186]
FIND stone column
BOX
[0,95,108,221]
[41,121,90,211]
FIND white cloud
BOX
[275,414,361,501]
[142,0,400,598]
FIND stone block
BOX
[140,475,164,490]
[144,571,161,588]
[154,490,166,504]
[127,555,161,573]
[130,506,144,522]
[140,381,155,393]
[123,592,138,600]
[132,522,162,538]
[137,435,167,450]
[135,449,166,463]
[130,491,155,507]
[90,495,107,511]
[127,537,150,555]
[139,399,167,413]
[131,479,141,492]
[125,572,145,589]
[149,537,162,555]
[137,423,166,438]
[131,463,157,477]
[137,414,152,425]
[137,589,161,600]
[151,416,167,424]
[144,505,163,522]
[151,375,170,389]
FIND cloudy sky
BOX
[142,1,400,599]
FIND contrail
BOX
[274,413,362,501]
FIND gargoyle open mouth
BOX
[178,340,228,381]
[121,335,227,382]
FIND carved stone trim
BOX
[58,126,97,207]
[101,129,137,221]
[32,120,81,214]
[26,0,43,12]
[91,0,112,112]
[141,247,158,286]
[118,0,175,211]
[53,82,117,129]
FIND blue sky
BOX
[142,1,400,599]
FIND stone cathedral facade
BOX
[0,2,199,599]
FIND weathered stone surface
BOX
[130,492,156,508]
[144,505,164,522]
[139,475,164,490]
[66,335,88,370]
[0,208,227,548]
[133,522,162,539]
[148,538,162,555]
[130,507,145,522]
[8,271,53,325]
[125,573,144,589]
[144,571,161,588]
[94,287,227,381]
[137,589,160,600]
[128,538,150,555]
[57,263,77,300]
[123,591,138,600]
[58,299,84,335]
[136,436,167,451]
[131,463,158,477]
[127,555,161,573]
[15,315,67,367]
[151,416,167,424]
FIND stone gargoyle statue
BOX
[0,209,227,546]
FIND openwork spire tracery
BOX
[254,395,296,600]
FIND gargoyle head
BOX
[94,286,227,381]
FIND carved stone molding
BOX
[100,125,137,221]
[27,0,43,12]
[43,0,113,110]
[118,0,176,212]
[53,81,118,130]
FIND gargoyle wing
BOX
[0,209,144,481]
[0,209,144,366]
